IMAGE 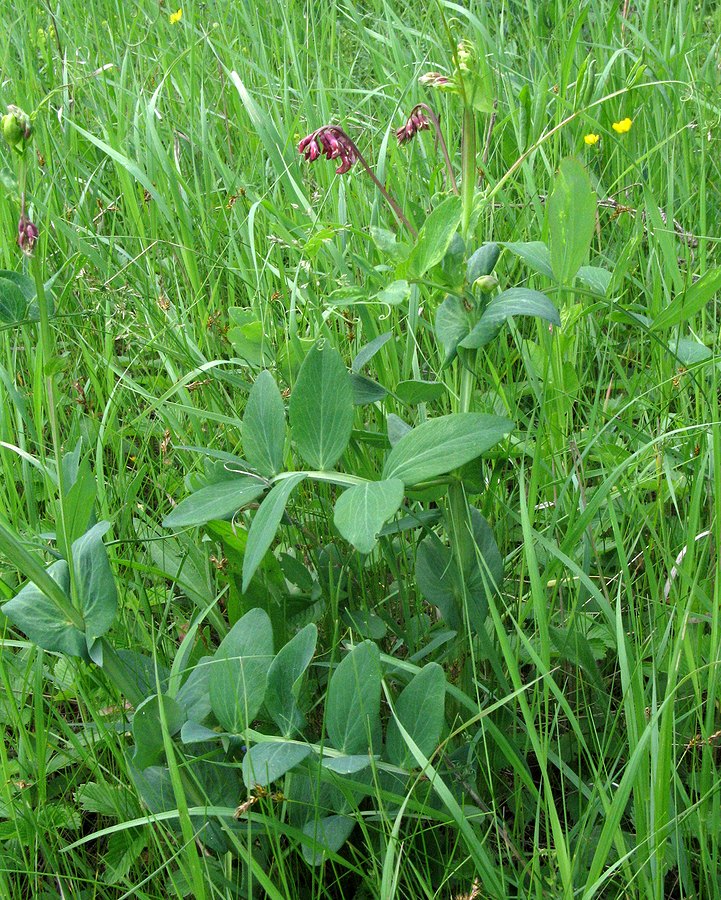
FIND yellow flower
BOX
[612,117,633,134]
[584,133,600,146]
[169,8,182,24]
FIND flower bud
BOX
[17,214,39,255]
[474,274,498,292]
[2,105,32,154]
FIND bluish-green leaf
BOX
[668,337,713,365]
[72,522,118,645]
[208,608,274,733]
[548,157,596,284]
[375,279,410,306]
[577,265,612,296]
[242,371,286,477]
[386,663,446,768]
[351,331,393,373]
[302,815,355,866]
[406,196,462,280]
[289,342,354,470]
[243,473,305,592]
[416,510,503,633]
[395,380,446,405]
[164,477,267,528]
[1,560,84,657]
[242,741,311,788]
[435,295,472,367]
[333,479,404,554]
[326,641,381,754]
[501,241,553,279]
[382,413,512,485]
[322,754,372,774]
[132,693,186,770]
[0,276,28,324]
[459,288,560,349]
[466,243,500,284]
[350,373,387,406]
[266,623,317,737]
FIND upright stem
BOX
[349,138,417,238]
[460,105,477,240]
[412,103,458,195]
[451,104,480,574]
[458,104,478,416]
[31,253,76,601]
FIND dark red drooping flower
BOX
[17,214,38,255]
[396,109,430,145]
[298,126,358,174]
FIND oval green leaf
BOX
[289,342,354,470]
[382,413,513,486]
[333,478,404,554]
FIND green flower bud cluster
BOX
[419,40,494,114]
[2,105,33,155]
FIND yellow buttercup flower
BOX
[584,133,600,146]
[169,8,182,24]
[612,117,633,134]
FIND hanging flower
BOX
[169,9,183,24]
[612,117,633,134]
[17,214,39,255]
[298,126,358,175]
[396,108,430,145]
[584,133,600,145]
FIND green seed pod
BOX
[575,56,596,111]
[625,52,647,89]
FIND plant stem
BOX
[356,149,417,237]
[460,105,476,240]
[30,252,77,600]
[412,103,458,195]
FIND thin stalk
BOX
[346,136,417,237]
[30,252,77,598]
[411,102,458,194]
[460,105,476,240]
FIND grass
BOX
[0,0,720,897]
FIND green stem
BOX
[30,252,77,601]
[460,105,477,240]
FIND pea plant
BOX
[0,34,613,886]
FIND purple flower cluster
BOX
[298,126,358,174]
[396,108,430,145]
[17,214,38,255]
